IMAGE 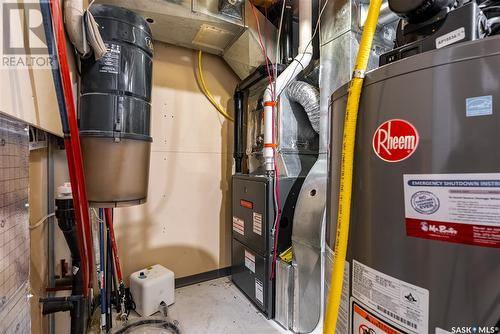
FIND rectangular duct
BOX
[95,0,277,79]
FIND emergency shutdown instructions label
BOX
[404,174,500,248]
[352,260,429,334]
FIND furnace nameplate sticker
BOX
[232,216,244,235]
[255,278,264,305]
[244,250,255,273]
[351,300,407,334]
[404,174,500,248]
[253,212,262,236]
[352,260,429,334]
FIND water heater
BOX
[329,37,500,333]
[80,4,153,207]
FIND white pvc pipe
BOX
[298,0,312,54]
[263,0,313,171]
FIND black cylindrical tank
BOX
[80,4,153,207]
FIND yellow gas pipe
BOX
[323,1,382,333]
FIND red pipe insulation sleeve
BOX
[50,0,94,294]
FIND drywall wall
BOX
[27,39,238,333]
[0,1,71,136]
[29,147,50,334]
[114,42,239,281]
[29,145,71,334]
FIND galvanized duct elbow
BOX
[286,81,320,133]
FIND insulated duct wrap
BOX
[286,81,320,133]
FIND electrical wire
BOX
[29,213,55,230]
[196,51,234,122]
[249,2,275,97]
[250,1,282,279]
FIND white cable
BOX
[91,208,105,223]
[29,213,55,230]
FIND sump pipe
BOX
[323,0,382,332]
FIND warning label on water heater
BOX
[404,174,500,248]
[352,260,429,334]
[352,301,406,334]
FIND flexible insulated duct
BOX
[286,81,320,133]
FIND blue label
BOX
[466,95,493,117]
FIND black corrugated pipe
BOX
[234,90,244,173]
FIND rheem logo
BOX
[373,119,419,162]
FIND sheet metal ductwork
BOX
[80,4,153,207]
[95,0,276,79]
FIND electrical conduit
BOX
[323,1,382,333]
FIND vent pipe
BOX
[263,0,313,171]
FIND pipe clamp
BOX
[353,69,366,79]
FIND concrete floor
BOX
[90,277,289,333]
[169,277,288,334]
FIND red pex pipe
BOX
[104,209,123,283]
[50,0,94,292]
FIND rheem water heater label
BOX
[352,260,429,334]
[404,174,500,248]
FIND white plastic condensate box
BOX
[130,264,175,316]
